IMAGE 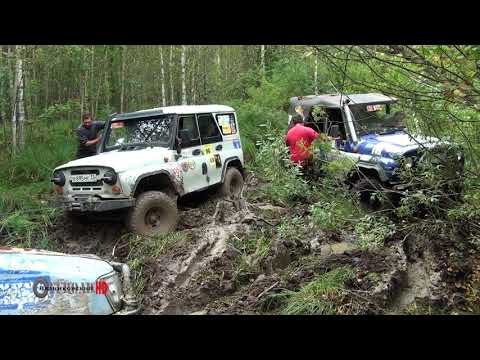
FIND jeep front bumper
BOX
[56,196,135,212]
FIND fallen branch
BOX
[257,281,280,300]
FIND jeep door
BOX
[177,115,209,192]
[197,113,224,185]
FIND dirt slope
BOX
[4,178,478,315]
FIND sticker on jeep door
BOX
[203,144,214,155]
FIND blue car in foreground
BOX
[289,93,464,208]
[0,247,140,315]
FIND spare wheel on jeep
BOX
[127,191,178,235]
[220,167,244,199]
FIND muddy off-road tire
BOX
[353,177,395,212]
[220,167,244,199]
[127,191,178,236]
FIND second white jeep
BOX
[51,105,245,235]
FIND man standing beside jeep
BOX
[285,114,337,169]
[76,113,106,159]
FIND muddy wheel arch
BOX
[221,157,245,182]
[132,171,183,198]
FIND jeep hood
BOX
[55,147,172,173]
[356,131,441,158]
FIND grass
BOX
[0,118,78,248]
[275,266,355,315]
[126,231,189,297]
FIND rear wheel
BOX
[127,191,178,236]
[220,167,244,200]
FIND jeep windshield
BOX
[104,115,175,152]
[350,103,406,136]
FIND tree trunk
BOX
[16,45,26,149]
[120,45,126,112]
[90,45,94,114]
[314,52,318,95]
[169,45,174,105]
[159,46,166,107]
[11,47,18,156]
[94,46,107,117]
[181,45,187,105]
[7,46,14,116]
[190,48,198,105]
[260,45,265,73]
[0,46,7,143]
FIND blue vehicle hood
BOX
[0,247,115,315]
[353,131,439,158]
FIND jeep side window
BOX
[197,114,223,145]
[178,115,201,148]
[325,109,347,140]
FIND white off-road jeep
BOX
[51,105,245,235]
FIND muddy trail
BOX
[5,175,480,315]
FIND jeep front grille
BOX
[70,180,104,187]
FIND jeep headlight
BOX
[51,171,66,186]
[102,170,118,185]
[98,272,123,312]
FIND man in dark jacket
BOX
[76,113,106,159]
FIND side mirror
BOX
[330,124,340,138]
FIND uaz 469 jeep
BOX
[52,105,245,235]
[289,93,464,209]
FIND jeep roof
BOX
[112,105,235,121]
[289,93,398,116]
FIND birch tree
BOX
[16,45,26,149]
[181,45,187,105]
[169,45,174,105]
[120,45,126,112]
[159,46,166,107]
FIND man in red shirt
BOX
[285,114,320,165]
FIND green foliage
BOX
[248,127,313,206]
[38,100,80,122]
[354,215,396,250]
[277,216,308,240]
[0,119,77,187]
[447,187,480,221]
[310,196,359,231]
[279,267,355,315]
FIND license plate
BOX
[70,174,98,183]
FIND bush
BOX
[354,215,396,250]
[249,126,313,206]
